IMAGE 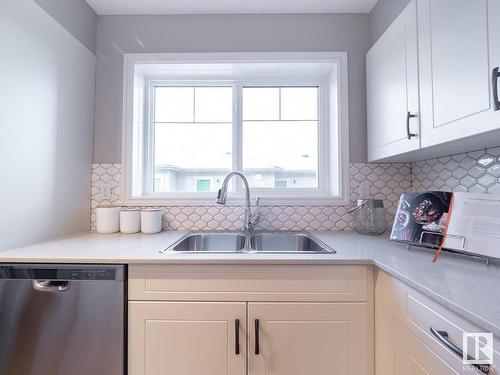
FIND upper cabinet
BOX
[418,0,500,147]
[367,0,500,162]
[367,0,420,161]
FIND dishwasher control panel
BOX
[57,269,117,280]
[0,265,124,281]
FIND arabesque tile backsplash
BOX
[91,163,411,231]
[90,146,500,231]
[412,147,500,193]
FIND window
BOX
[153,86,233,193]
[151,85,319,194]
[123,53,349,204]
[242,87,319,189]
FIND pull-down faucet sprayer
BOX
[216,171,261,233]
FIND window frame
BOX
[239,81,328,196]
[122,52,349,206]
[144,80,238,196]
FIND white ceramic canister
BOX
[120,208,141,233]
[96,205,121,234]
[141,208,163,234]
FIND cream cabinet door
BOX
[394,319,459,375]
[248,302,370,375]
[128,301,246,375]
[418,0,500,147]
[367,0,420,161]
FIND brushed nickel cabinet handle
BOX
[493,67,500,111]
[406,112,418,139]
[430,327,490,374]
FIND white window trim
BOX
[122,52,350,206]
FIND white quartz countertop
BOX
[1,230,499,337]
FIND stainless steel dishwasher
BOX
[0,264,125,375]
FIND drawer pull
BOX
[255,319,260,355]
[235,319,240,355]
[430,327,490,374]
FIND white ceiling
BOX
[85,0,378,15]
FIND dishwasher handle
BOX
[33,280,70,292]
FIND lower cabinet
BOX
[375,269,499,375]
[129,301,369,375]
[128,265,374,375]
[248,302,369,375]
[128,302,247,375]
[394,319,457,375]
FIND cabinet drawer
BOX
[376,269,499,375]
[129,265,369,302]
[406,293,500,374]
[394,319,460,374]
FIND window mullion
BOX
[144,82,155,195]
[279,86,282,120]
[192,87,196,122]
[233,82,243,192]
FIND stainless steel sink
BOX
[169,233,246,252]
[249,232,333,253]
[163,232,334,254]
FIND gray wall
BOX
[0,0,95,250]
[34,0,97,53]
[94,13,370,163]
[368,0,411,47]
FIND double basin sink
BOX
[163,232,335,254]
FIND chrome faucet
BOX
[216,171,261,233]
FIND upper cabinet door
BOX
[367,0,420,162]
[418,0,500,148]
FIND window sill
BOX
[122,195,350,207]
